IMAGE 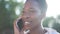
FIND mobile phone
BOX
[17,18,24,30]
[17,19,30,34]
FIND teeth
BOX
[25,22,30,25]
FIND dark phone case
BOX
[17,19,24,30]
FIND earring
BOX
[24,29,30,34]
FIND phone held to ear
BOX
[17,19,30,34]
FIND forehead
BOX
[23,1,41,11]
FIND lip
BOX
[23,19,32,23]
[24,22,30,25]
[24,21,32,25]
[24,21,33,27]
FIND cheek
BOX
[31,13,41,18]
[31,15,42,23]
[37,12,41,16]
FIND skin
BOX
[14,0,47,34]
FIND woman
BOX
[13,0,59,34]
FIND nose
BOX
[26,16,30,19]
[26,15,30,19]
[22,13,31,19]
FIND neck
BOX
[29,24,45,34]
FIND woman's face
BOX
[21,2,45,30]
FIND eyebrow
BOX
[23,8,36,12]
[29,8,35,11]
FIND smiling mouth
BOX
[25,22,30,25]
[24,19,33,25]
[24,21,32,24]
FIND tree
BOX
[43,17,54,27]
[0,0,24,34]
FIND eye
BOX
[30,10,36,13]
[22,11,26,15]
[22,11,25,13]
[29,8,35,12]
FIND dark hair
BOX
[37,0,47,13]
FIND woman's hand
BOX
[13,17,31,34]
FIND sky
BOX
[46,0,60,18]
[16,0,60,18]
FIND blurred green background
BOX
[0,0,60,34]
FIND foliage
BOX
[43,15,60,33]
[0,0,24,34]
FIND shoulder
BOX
[44,27,60,34]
